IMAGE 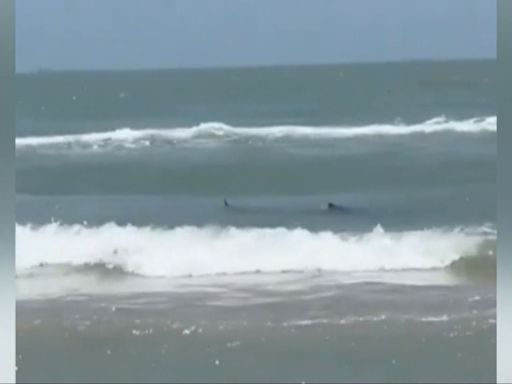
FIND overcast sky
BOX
[16,0,496,72]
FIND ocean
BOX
[16,60,496,382]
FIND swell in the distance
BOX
[16,116,496,150]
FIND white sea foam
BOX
[16,223,495,278]
[15,116,496,149]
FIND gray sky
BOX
[16,0,496,72]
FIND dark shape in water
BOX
[224,199,352,215]
[325,202,351,213]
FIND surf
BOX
[16,116,496,150]
[16,222,495,278]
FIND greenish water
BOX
[16,60,496,382]
[16,60,495,132]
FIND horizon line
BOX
[16,56,496,75]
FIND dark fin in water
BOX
[224,199,229,208]
[325,202,351,213]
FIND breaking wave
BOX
[16,222,496,278]
[16,116,496,150]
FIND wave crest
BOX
[16,116,496,150]
[16,223,495,278]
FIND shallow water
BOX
[17,279,496,383]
